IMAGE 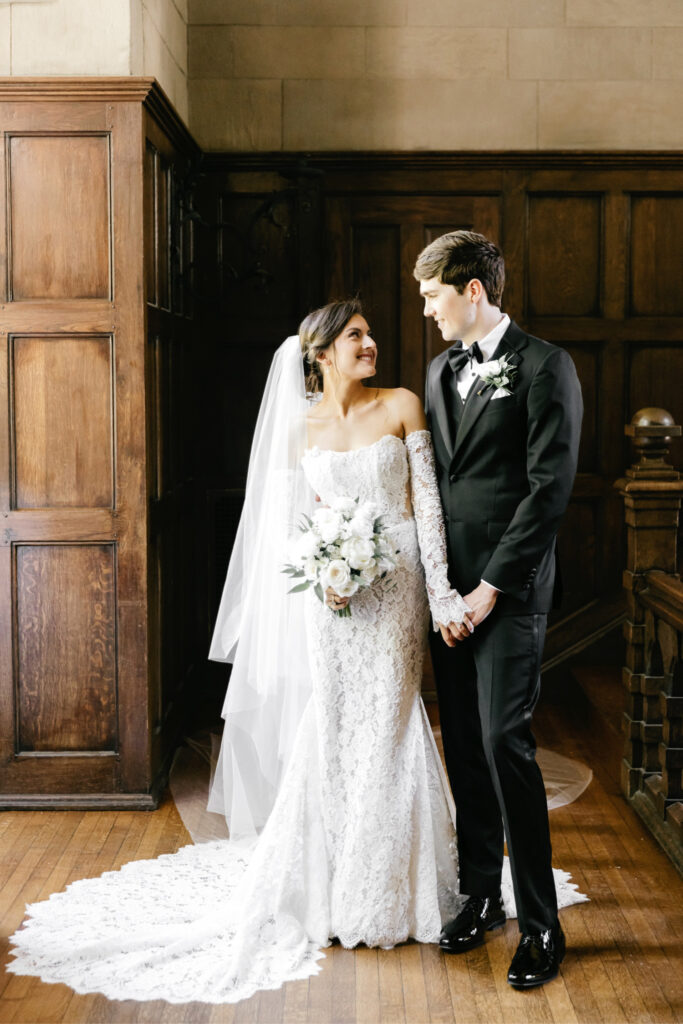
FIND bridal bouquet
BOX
[282,497,399,617]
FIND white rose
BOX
[331,496,358,516]
[360,563,380,584]
[335,576,360,598]
[321,559,351,593]
[294,529,321,562]
[341,536,375,571]
[303,557,320,581]
[313,507,344,545]
[349,511,375,540]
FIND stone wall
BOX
[188,0,683,151]
[133,0,188,123]
[0,0,681,152]
[0,0,188,124]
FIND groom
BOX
[414,231,582,989]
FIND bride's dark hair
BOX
[299,297,363,393]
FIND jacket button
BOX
[449,473,458,483]
[522,583,531,590]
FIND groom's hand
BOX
[460,581,499,628]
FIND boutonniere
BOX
[476,355,517,396]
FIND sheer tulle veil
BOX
[207,335,316,838]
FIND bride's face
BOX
[321,314,377,383]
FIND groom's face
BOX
[419,276,475,343]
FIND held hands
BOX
[438,581,499,646]
[438,615,474,648]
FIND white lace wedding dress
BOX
[7,431,585,1005]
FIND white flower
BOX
[348,510,375,540]
[331,496,358,516]
[313,507,344,545]
[294,529,321,562]
[335,576,360,598]
[341,536,375,571]
[321,559,351,593]
[360,563,380,584]
[303,557,320,581]
[477,355,517,396]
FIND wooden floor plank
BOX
[355,949,380,1024]
[305,945,332,1024]
[420,943,454,1023]
[377,946,405,1024]
[398,942,429,1024]
[331,944,356,1024]
[281,977,309,1024]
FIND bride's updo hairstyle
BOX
[299,297,363,393]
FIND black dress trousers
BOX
[430,609,559,934]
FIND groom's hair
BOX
[413,230,505,306]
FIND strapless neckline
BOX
[303,433,405,457]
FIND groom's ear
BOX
[467,279,484,303]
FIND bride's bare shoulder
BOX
[379,387,424,415]
[379,388,427,434]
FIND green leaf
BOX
[288,581,311,594]
[314,583,324,603]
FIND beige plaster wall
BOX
[188,0,683,151]
[0,0,188,124]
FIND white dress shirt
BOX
[455,313,510,401]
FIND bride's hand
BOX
[438,622,456,648]
[325,587,350,612]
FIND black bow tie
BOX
[447,340,484,374]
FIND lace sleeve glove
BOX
[405,430,472,630]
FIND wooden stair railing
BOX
[616,408,683,875]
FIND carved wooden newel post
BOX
[616,408,683,870]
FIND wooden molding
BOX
[201,150,683,173]
[0,76,199,156]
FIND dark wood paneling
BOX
[562,342,600,475]
[527,194,602,317]
[557,500,598,615]
[629,344,683,434]
[352,224,400,388]
[630,195,683,317]
[8,134,110,301]
[10,335,114,509]
[16,543,116,752]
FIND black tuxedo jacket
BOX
[425,320,583,616]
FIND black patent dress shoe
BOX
[507,923,566,989]
[439,894,506,953]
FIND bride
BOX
[7,299,584,1005]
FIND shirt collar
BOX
[466,313,510,363]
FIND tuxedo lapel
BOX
[450,322,527,465]
[430,356,456,457]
